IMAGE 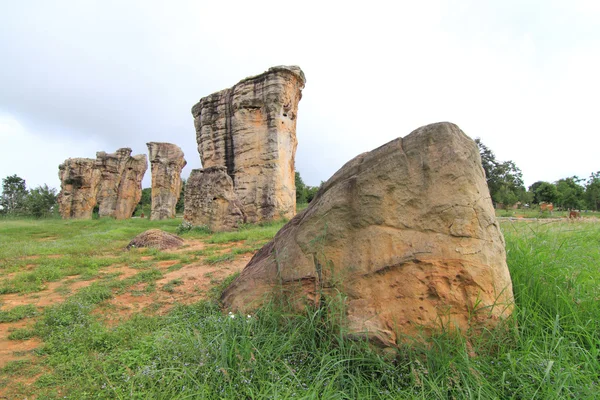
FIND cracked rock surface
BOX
[183,166,246,232]
[147,142,186,220]
[221,122,514,346]
[58,148,147,219]
[191,66,305,224]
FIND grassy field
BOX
[0,217,599,398]
[496,208,600,219]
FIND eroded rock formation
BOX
[58,148,147,219]
[183,167,246,231]
[127,229,184,250]
[114,154,148,219]
[221,122,514,346]
[191,66,305,225]
[58,158,100,219]
[147,142,187,220]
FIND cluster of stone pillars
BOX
[58,144,186,221]
[57,65,305,229]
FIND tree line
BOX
[476,139,600,210]
[3,142,599,218]
[0,175,58,218]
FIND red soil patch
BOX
[156,260,180,268]
[171,239,206,253]
[102,254,252,325]
[0,320,41,368]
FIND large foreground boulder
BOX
[221,122,514,346]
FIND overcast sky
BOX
[1,0,599,191]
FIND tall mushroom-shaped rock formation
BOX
[191,66,305,224]
[147,142,187,220]
[221,122,514,346]
[58,158,101,219]
[58,148,147,219]
[184,167,246,231]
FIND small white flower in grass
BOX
[247,315,252,319]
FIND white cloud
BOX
[0,0,599,190]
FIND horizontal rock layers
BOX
[189,66,305,228]
[221,122,514,346]
[58,148,147,219]
[147,142,187,220]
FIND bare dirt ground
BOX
[0,239,253,373]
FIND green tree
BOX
[306,185,320,203]
[26,184,58,218]
[295,171,307,204]
[528,181,545,204]
[533,182,558,204]
[555,176,585,210]
[475,139,525,207]
[135,187,152,216]
[176,180,186,214]
[1,174,28,215]
[585,172,600,211]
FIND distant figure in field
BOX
[569,210,581,219]
[540,202,554,212]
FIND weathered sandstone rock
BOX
[114,154,148,219]
[58,158,100,219]
[147,142,187,220]
[222,122,514,346]
[95,148,147,219]
[127,229,184,250]
[183,167,246,232]
[192,66,305,223]
[58,148,147,219]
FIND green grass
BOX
[162,279,184,293]
[0,304,38,322]
[207,220,286,244]
[205,253,236,265]
[1,218,600,398]
[496,208,600,219]
[8,327,37,340]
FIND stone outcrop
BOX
[221,122,514,346]
[58,158,100,219]
[114,154,148,219]
[58,148,147,219]
[183,167,246,231]
[191,66,305,225]
[127,229,184,250]
[147,142,187,220]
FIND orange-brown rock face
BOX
[147,142,187,220]
[221,122,514,346]
[183,167,246,232]
[114,154,148,219]
[58,158,101,219]
[58,148,147,219]
[191,66,305,224]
